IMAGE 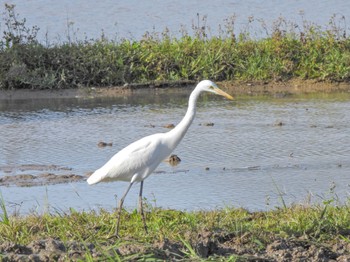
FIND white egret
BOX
[87,80,233,235]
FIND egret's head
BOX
[197,80,234,100]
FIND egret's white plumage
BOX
[87,80,233,235]
[87,133,167,184]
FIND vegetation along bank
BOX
[1,4,350,91]
[1,201,350,261]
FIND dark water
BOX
[1,88,350,214]
[1,0,349,42]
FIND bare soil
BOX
[1,232,350,261]
[0,173,86,187]
[0,164,87,187]
[221,79,350,96]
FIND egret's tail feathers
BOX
[87,169,105,185]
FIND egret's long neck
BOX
[165,88,201,149]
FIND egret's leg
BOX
[138,180,148,233]
[116,182,134,236]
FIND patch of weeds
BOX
[0,191,10,226]
[0,198,350,260]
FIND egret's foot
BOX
[143,223,148,234]
[107,233,120,240]
[140,211,148,234]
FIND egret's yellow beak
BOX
[215,87,234,100]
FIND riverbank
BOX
[1,4,350,91]
[1,79,350,101]
[1,203,350,261]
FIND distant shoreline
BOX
[1,79,350,100]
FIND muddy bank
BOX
[1,233,349,261]
[222,79,350,96]
[0,157,183,187]
[0,80,194,100]
[0,169,187,187]
[0,164,86,187]
[0,173,85,187]
[1,79,350,100]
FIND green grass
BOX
[1,198,350,260]
[1,4,350,90]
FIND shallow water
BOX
[1,88,350,214]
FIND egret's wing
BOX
[87,133,168,184]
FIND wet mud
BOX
[164,154,181,166]
[221,79,350,96]
[1,232,349,261]
[1,79,350,101]
[0,173,85,187]
[0,161,184,187]
[0,164,72,173]
[97,141,113,148]
[0,164,86,187]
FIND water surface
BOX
[1,0,349,42]
[1,88,350,214]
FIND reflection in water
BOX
[0,90,350,214]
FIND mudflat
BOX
[1,79,350,101]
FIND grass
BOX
[1,195,350,260]
[1,4,350,90]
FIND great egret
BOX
[87,80,233,235]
